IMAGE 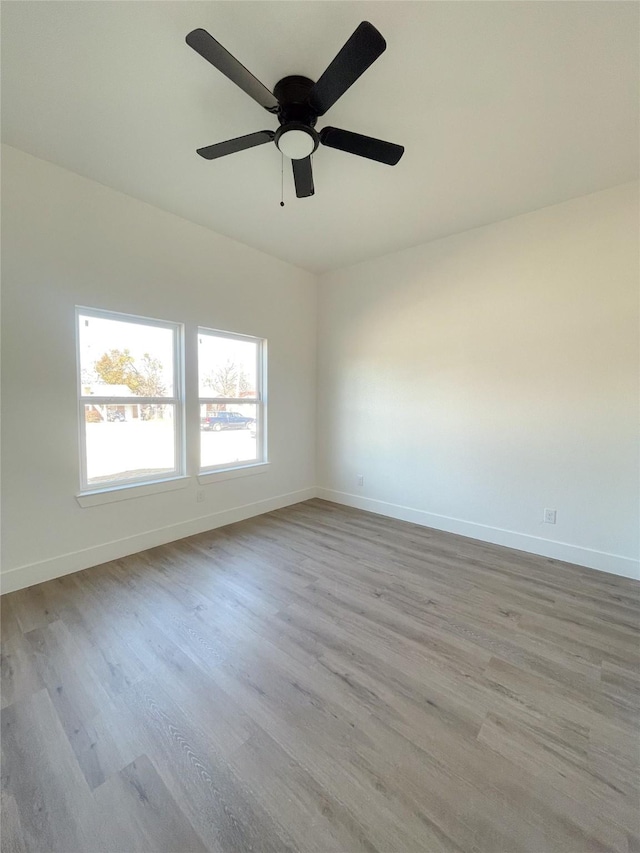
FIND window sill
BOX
[198,462,270,485]
[76,475,190,507]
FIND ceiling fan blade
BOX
[292,157,314,198]
[320,126,404,165]
[186,29,279,113]
[197,130,275,160]
[309,22,386,117]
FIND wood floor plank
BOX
[92,754,209,852]
[227,728,389,853]
[477,712,638,833]
[34,573,150,700]
[0,607,43,710]
[0,791,27,853]
[114,672,298,853]
[3,586,58,635]
[588,716,640,800]
[1,689,96,852]
[1,499,638,853]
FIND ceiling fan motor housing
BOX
[273,76,320,160]
[273,76,318,125]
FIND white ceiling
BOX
[2,1,638,273]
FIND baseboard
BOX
[316,488,640,580]
[0,488,316,594]
[4,485,637,594]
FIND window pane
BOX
[200,403,258,469]
[79,314,175,397]
[84,404,176,485]
[198,333,257,399]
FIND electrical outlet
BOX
[357,474,364,487]
[544,508,557,524]
[196,490,205,503]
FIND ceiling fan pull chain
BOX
[280,151,285,207]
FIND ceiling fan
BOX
[186,22,404,199]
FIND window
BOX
[77,308,184,491]
[198,328,265,472]
[75,311,264,497]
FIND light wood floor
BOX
[1,499,639,853]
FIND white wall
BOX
[2,147,637,590]
[317,183,639,579]
[1,145,317,592]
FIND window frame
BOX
[76,306,185,493]
[197,327,267,474]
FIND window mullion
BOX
[80,397,178,406]
[198,397,259,405]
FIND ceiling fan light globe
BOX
[276,128,316,160]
